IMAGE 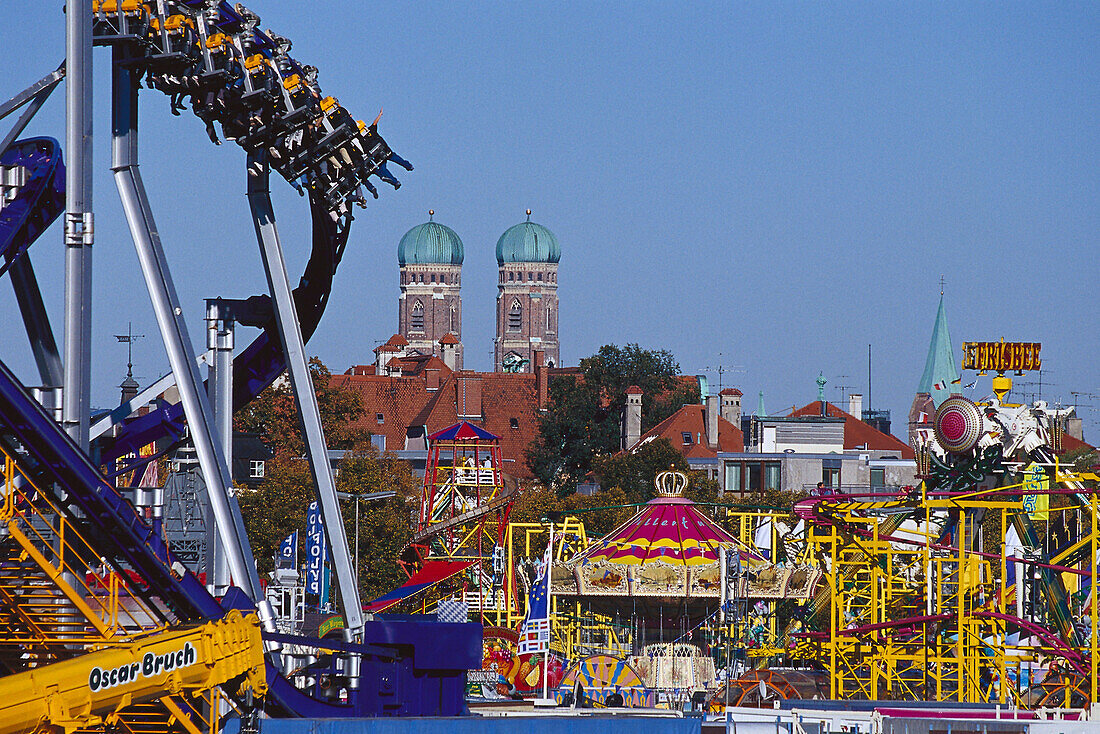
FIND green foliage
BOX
[525,344,684,494]
[235,359,419,601]
[235,358,370,459]
[591,438,688,503]
[334,448,420,600]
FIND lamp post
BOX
[335,491,396,585]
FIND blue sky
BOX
[1,2,1097,440]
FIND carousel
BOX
[550,470,821,696]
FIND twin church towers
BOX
[396,211,561,372]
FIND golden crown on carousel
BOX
[654,469,688,497]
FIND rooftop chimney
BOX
[848,393,863,419]
[705,394,719,449]
[623,386,643,450]
[720,389,742,428]
[534,350,548,409]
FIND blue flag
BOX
[305,502,327,595]
[277,531,298,569]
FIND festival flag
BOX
[951,377,962,385]
[518,546,551,656]
[933,381,947,391]
[277,530,298,569]
[305,502,328,596]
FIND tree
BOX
[334,448,420,600]
[235,358,370,459]
[526,344,685,493]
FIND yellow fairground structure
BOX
[802,467,1100,707]
[0,610,266,734]
[495,457,1098,709]
[0,441,268,733]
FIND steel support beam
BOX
[63,0,92,449]
[109,48,276,633]
[206,299,235,596]
[10,256,63,418]
[246,153,364,639]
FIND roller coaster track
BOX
[797,477,1094,683]
[0,0,419,722]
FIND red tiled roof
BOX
[1061,432,1095,454]
[626,385,643,395]
[331,366,566,480]
[630,403,744,459]
[438,332,460,345]
[720,388,742,396]
[329,373,438,451]
[790,401,915,459]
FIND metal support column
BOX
[110,47,276,633]
[206,299,234,596]
[246,152,365,640]
[10,258,63,418]
[63,0,93,449]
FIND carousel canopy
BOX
[552,471,821,600]
[428,421,499,442]
[572,496,754,567]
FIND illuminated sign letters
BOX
[961,341,1041,373]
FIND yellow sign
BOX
[961,341,1041,373]
[1021,463,1049,520]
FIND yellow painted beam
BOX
[0,610,266,734]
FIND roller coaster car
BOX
[92,0,153,43]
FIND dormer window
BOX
[510,418,519,429]
[682,432,693,445]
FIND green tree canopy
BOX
[526,344,694,494]
[235,358,369,459]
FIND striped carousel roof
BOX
[571,496,754,568]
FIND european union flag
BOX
[518,546,551,655]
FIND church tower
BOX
[909,293,959,448]
[397,212,463,368]
[495,211,560,372]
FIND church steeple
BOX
[909,292,959,447]
[916,293,959,406]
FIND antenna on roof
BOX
[833,375,853,404]
[703,352,745,392]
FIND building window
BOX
[448,306,456,332]
[682,431,693,445]
[764,462,782,491]
[508,298,522,332]
[537,272,543,281]
[528,272,534,281]
[546,306,555,333]
[723,464,742,495]
[870,467,885,487]
[822,467,841,487]
[510,418,519,429]
[430,273,436,283]
[376,412,384,424]
[509,272,514,282]
[249,460,265,479]
[411,300,424,331]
